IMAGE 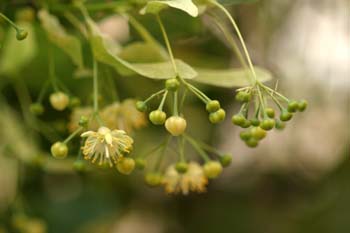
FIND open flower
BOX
[81,127,133,167]
[162,162,208,195]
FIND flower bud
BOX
[135,158,146,170]
[287,100,298,113]
[69,97,81,108]
[145,172,163,186]
[149,110,166,125]
[175,162,188,173]
[206,100,221,113]
[240,130,252,141]
[280,110,293,122]
[203,161,223,179]
[250,118,260,126]
[232,114,245,126]
[275,119,286,130]
[265,107,275,118]
[50,92,69,111]
[297,100,308,112]
[241,119,252,128]
[51,142,68,159]
[78,116,89,127]
[235,91,251,102]
[165,116,187,136]
[245,138,259,148]
[29,103,44,115]
[165,78,180,91]
[16,29,28,40]
[136,101,147,112]
[250,127,266,140]
[73,160,86,172]
[116,157,135,175]
[209,108,226,124]
[260,118,275,131]
[220,154,232,167]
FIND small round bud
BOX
[175,162,188,174]
[50,92,69,111]
[206,100,221,113]
[265,108,275,118]
[275,119,286,130]
[165,116,187,136]
[220,154,232,167]
[245,138,259,148]
[149,110,166,125]
[251,127,266,140]
[136,101,147,112]
[251,118,260,126]
[297,100,308,112]
[241,119,252,128]
[235,91,251,102]
[16,29,28,40]
[51,142,68,159]
[232,114,245,126]
[116,157,135,175]
[78,116,89,127]
[280,110,293,122]
[260,119,275,131]
[203,161,223,179]
[145,172,163,186]
[73,160,86,172]
[165,78,180,91]
[135,158,146,170]
[69,97,81,108]
[209,109,226,124]
[240,130,252,141]
[29,103,44,115]
[287,100,298,113]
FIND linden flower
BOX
[162,162,208,195]
[81,127,134,167]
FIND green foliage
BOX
[141,0,199,17]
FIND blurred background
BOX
[0,0,349,233]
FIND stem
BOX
[173,91,179,116]
[48,46,59,91]
[0,13,20,30]
[183,134,210,162]
[210,0,257,83]
[154,135,171,171]
[64,12,87,38]
[93,58,99,113]
[158,90,168,110]
[260,84,290,102]
[184,134,221,156]
[63,127,83,144]
[37,80,50,103]
[156,14,178,75]
[178,136,185,162]
[144,89,166,103]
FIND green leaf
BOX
[0,22,37,75]
[118,42,166,63]
[38,9,83,68]
[87,19,197,80]
[140,0,199,17]
[192,67,272,87]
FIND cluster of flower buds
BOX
[232,83,307,147]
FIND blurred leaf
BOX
[140,0,199,17]
[219,0,259,5]
[192,67,272,87]
[38,9,84,68]
[87,19,197,79]
[0,22,37,75]
[118,42,166,63]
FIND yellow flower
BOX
[101,99,147,133]
[81,127,133,167]
[162,162,208,195]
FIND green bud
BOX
[240,130,252,141]
[206,100,221,113]
[175,162,188,174]
[135,158,146,170]
[50,92,69,111]
[220,154,232,167]
[280,110,293,122]
[69,97,81,108]
[251,118,260,126]
[79,116,89,127]
[145,172,163,186]
[165,78,180,91]
[232,114,246,126]
[251,127,267,140]
[203,161,223,179]
[260,118,275,131]
[209,108,226,124]
[149,110,166,125]
[16,29,28,40]
[136,101,147,112]
[73,160,86,172]
[235,91,251,102]
[287,100,298,113]
[275,119,286,130]
[297,100,308,112]
[245,138,259,148]
[265,107,275,118]
[29,103,44,115]
[51,142,68,159]
[116,157,135,175]
[241,119,252,128]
